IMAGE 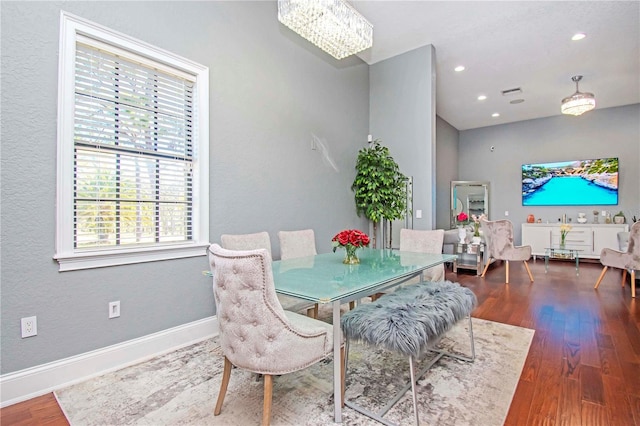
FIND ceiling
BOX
[351,1,640,131]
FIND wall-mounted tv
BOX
[522,157,618,206]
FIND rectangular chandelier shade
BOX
[278,0,373,60]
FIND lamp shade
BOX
[561,76,596,116]
[278,0,373,60]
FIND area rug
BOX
[55,317,533,426]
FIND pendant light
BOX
[561,75,596,116]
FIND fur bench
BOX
[341,281,477,425]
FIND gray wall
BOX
[458,104,640,244]
[435,116,459,229]
[1,1,369,373]
[369,45,437,232]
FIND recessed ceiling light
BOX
[477,95,487,101]
[571,33,586,41]
[492,113,500,118]
[454,65,465,72]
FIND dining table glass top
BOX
[272,248,457,304]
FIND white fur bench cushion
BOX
[341,281,476,357]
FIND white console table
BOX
[522,223,629,260]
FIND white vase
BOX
[458,227,467,243]
[472,236,482,245]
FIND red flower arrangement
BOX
[332,229,370,264]
[331,229,370,251]
[457,212,469,223]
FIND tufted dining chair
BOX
[594,221,640,298]
[278,229,318,260]
[208,244,343,426]
[221,231,312,316]
[221,231,272,257]
[278,229,319,318]
[399,228,446,282]
[480,218,534,284]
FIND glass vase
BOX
[560,236,566,249]
[343,245,360,264]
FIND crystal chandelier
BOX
[277,0,373,60]
[561,75,596,116]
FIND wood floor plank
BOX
[581,364,606,405]
[580,320,602,367]
[602,375,636,426]
[527,361,562,425]
[557,377,581,426]
[581,401,609,426]
[629,394,640,425]
[0,393,68,426]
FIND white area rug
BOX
[56,317,533,425]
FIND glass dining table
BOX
[272,248,457,423]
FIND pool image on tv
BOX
[522,157,618,206]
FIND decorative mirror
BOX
[450,181,490,228]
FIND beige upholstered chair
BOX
[221,231,272,257]
[399,228,446,281]
[221,231,317,317]
[278,229,319,318]
[208,244,343,426]
[480,218,534,284]
[594,221,640,298]
[278,229,317,260]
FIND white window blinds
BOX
[73,40,196,249]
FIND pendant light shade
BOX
[561,75,596,116]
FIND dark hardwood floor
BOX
[2,258,639,425]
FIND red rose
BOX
[338,231,349,246]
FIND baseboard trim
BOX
[0,316,219,408]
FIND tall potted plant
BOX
[352,139,408,248]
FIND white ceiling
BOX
[351,1,640,130]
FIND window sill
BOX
[54,243,211,272]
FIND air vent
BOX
[510,99,525,104]
[501,87,523,96]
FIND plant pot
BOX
[472,236,482,245]
[614,216,625,224]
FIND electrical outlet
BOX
[109,301,120,319]
[21,316,37,338]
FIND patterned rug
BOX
[55,317,533,425]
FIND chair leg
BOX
[306,304,320,319]
[349,301,355,310]
[262,374,273,426]
[523,261,534,282]
[621,269,628,287]
[481,257,492,277]
[631,270,636,298]
[214,356,232,416]
[505,260,510,284]
[594,266,609,289]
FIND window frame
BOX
[55,11,209,271]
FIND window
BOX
[55,12,209,271]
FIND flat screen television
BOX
[522,157,618,206]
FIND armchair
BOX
[594,221,640,298]
[480,218,534,284]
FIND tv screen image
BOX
[522,157,618,206]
